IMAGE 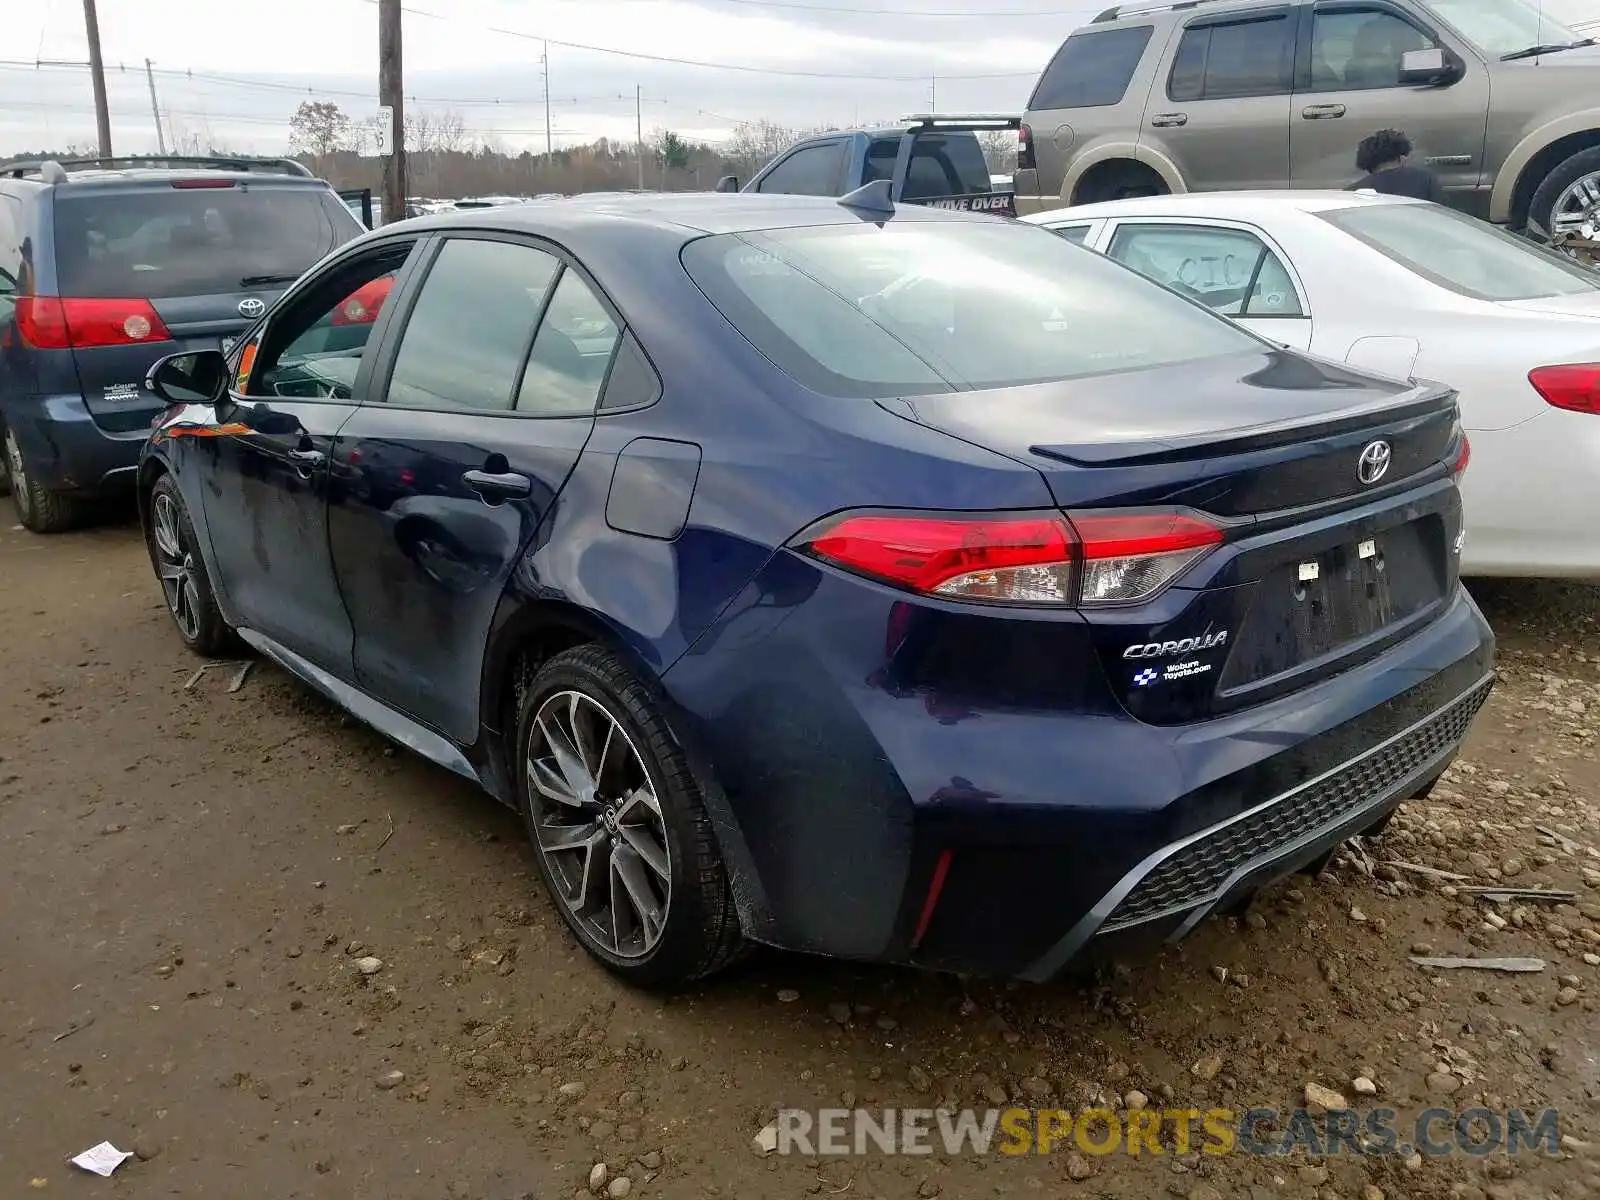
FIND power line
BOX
[354,0,1042,79]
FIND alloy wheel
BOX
[526,690,672,959]
[151,491,203,642]
[5,429,28,517]
[1550,170,1600,240]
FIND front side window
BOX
[1029,26,1155,110]
[1309,9,1437,90]
[1106,223,1305,316]
[755,142,847,196]
[1320,202,1600,301]
[1169,15,1294,101]
[245,243,414,400]
[680,221,1261,399]
[384,238,559,412]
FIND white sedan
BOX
[1024,192,1600,579]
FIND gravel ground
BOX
[1,518,1597,1200]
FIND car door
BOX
[326,233,619,744]
[1150,9,1296,190]
[1289,0,1490,195]
[1100,217,1315,349]
[198,237,421,676]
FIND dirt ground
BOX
[2,516,1598,1200]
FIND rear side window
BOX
[51,185,359,299]
[755,142,847,196]
[516,269,620,417]
[385,237,558,412]
[1029,26,1155,110]
[1106,223,1304,316]
[1168,15,1294,101]
[903,134,993,200]
[681,221,1259,399]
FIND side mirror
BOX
[1399,47,1454,84]
[144,349,228,405]
[715,174,740,193]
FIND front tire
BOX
[6,426,84,534]
[515,644,745,989]
[145,474,235,656]
[1528,146,1600,242]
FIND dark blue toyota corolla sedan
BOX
[136,193,1493,988]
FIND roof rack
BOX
[0,154,315,180]
[1092,0,1237,21]
[900,113,1022,132]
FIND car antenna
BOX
[837,178,895,218]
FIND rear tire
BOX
[145,474,235,656]
[515,644,746,990]
[1527,146,1600,241]
[6,426,84,534]
[1075,162,1170,205]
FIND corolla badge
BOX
[238,297,266,318]
[1357,439,1392,485]
[1123,630,1229,659]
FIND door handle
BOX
[1150,112,1188,127]
[462,469,532,501]
[287,448,326,476]
[1301,103,1347,119]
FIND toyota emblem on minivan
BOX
[238,297,266,318]
[1357,440,1392,485]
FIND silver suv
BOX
[1014,0,1600,241]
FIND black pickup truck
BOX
[716,115,1018,217]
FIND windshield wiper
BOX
[1501,37,1595,60]
[239,273,301,287]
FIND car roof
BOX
[1024,189,1428,222]
[394,192,990,241]
[48,168,326,187]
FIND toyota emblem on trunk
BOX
[238,297,266,318]
[1357,440,1392,485]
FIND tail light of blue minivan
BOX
[794,507,1223,607]
[16,296,173,350]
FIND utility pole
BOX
[378,0,406,225]
[930,75,938,112]
[635,84,644,192]
[145,59,166,154]
[542,41,552,157]
[82,0,112,157]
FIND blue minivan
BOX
[0,155,363,532]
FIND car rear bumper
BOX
[0,393,150,494]
[666,567,1495,979]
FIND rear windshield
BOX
[52,185,362,299]
[1319,202,1600,301]
[681,220,1260,399]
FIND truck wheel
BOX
[6,426,84,534]
[1527,145,1600,240]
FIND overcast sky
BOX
[1,0,1110,156]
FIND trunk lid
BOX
[881,349,1466,721]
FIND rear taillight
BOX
[1450,431,1471,479]
[1528,363,1600,414]
[331,275,394,325]
[16,297,172,350]
[1017,123,1037,172]
[796,508,1222,607]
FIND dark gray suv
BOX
[0,156,364,532]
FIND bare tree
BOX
[978,128,1018,175]
[289,101,350,160]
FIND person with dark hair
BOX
[1347,128,1444,202]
